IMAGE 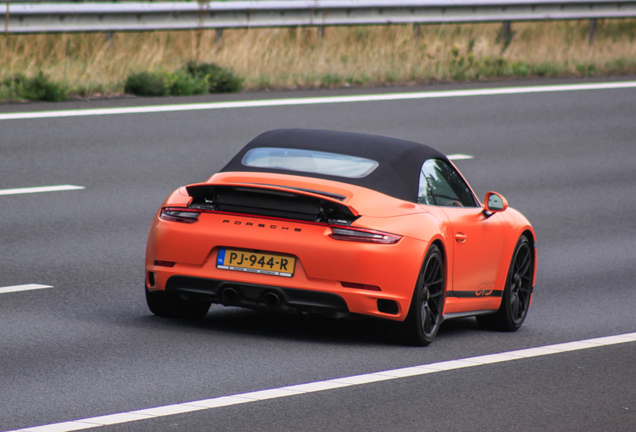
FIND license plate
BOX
[217,249,296,277]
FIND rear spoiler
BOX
[185,183,359,225]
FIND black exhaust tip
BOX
[220,287,240,304]
[263,292,282,308]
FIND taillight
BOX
[159,207,201,223]
[329,227,402,244]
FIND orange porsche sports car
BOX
[145,129,536,345]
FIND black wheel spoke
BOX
[426,276,444,287]
[425,260,440,282]
[516,247,532,276]
[425,306,434,333]
[510,293,520,318]
[520,273,533,285]
[421,304,430,333]
[430,303,440,323]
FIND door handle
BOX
[455,233,467,243]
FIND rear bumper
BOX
[145,210,428,321]
[165,275,350,316]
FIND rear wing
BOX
[185,183,360,225]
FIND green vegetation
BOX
[123,63,242,97]
[1,72,68,102]
[0,19,634,103]
[0,61,242,102]
[185,61,244,93]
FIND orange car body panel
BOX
[146,171,536,322]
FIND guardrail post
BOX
[215,28,223,46]
[588,19,597,45]
[317,25,325,39]
[500,21,513,49]
[4,1,8,37]
[413,23,421,40]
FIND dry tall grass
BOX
[1,19,635,98]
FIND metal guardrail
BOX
[2,1,635,34]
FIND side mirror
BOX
[484,191,508,213]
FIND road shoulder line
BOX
[11,331,636,432]
[1,81,635,121]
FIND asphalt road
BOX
[1,77,635,432]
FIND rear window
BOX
[242,147,379,179]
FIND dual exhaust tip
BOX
[220,287,282,308]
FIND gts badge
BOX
[222,219,302,232]
[476,281,496,296]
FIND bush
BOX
[169,70,209,96]
[2,72,68,102]
[604,56,634,73]
[186,61,243,93]
[124,63,242,97]
[576,63,597,76]
[510,62,530,77]
[532,62,560,78]
[30,73,68,102]
[1,75,23,101]
[124,71,170,97]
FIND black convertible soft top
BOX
[220,129,448,202]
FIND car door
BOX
[419,159,504,298]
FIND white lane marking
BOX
[447,154,474,160]
[0,284,53,294]
[1,81,635,121]
[10,332,636,432]
[0,185,85,196]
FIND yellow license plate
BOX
[216,249,296,277]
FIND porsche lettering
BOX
[222,219,301,232]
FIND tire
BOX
[145,285,211,320]
[401,244,445,346]
[477,235,534,332]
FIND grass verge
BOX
[1,19,635,102]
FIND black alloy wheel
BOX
[477,235,534,331]
[402,244,445,346]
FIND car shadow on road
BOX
[134,305,483,347]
